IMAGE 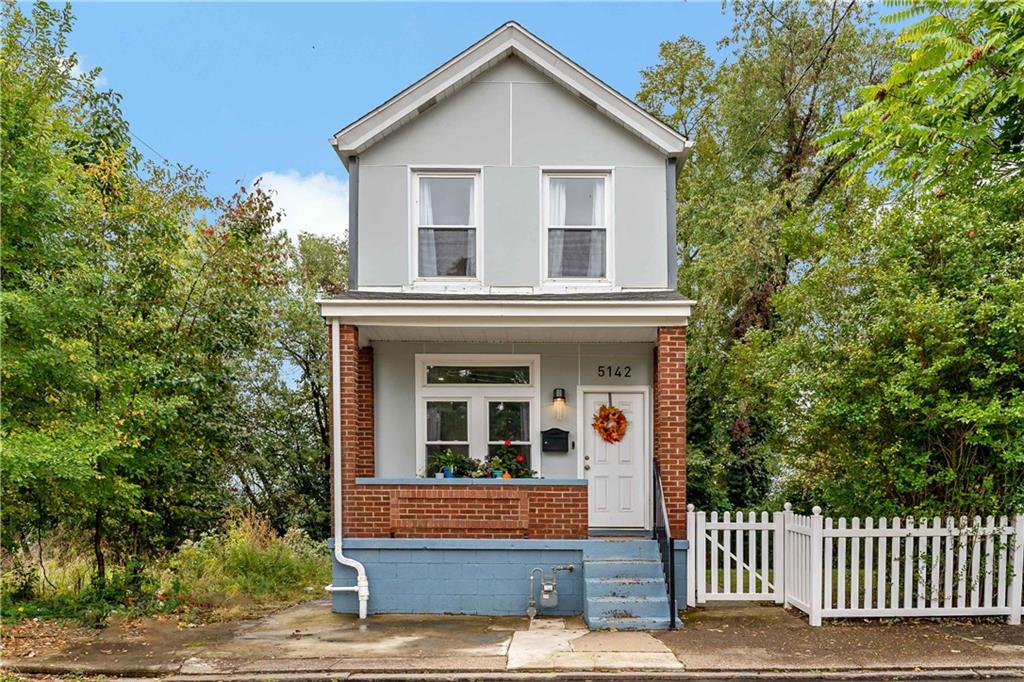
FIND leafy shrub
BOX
[2,515,329,625]
[166,514,328,613]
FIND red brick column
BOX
[654,326,687,537]
[330,323,365,537]
[356,345,375,478]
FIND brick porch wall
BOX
[330,322,588,540]
[345,483,588,538]
[654,326,687,537]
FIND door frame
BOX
[576,385,652,530]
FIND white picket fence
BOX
[687,504,1024,626]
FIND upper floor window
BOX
[414,172,479,279]
[544,173,610,280]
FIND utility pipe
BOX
[323,319,369,619]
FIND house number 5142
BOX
[597,365,631,378]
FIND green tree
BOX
[230,233,347,538]
[637,1,892,509]
[735,0,1024,516]
[2,1,287,580]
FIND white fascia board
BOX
[331,22,688,163]
[316,298,693,328]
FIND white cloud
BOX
[254,170,348,243]
[70,59,108,88]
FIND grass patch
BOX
[1,515,329,626]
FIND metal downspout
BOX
[323,319,369,618]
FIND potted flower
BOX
[490,439,536,478]
[428,449,467,478]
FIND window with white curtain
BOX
[415,172,478,278]
[544,173,609,279]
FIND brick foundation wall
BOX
[343,483,588,538]
[654,326,687,537]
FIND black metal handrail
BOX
[652,458,677,629]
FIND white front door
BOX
[582,390,647,529]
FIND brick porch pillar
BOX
[654,326,687,537]
[329,323,375,538]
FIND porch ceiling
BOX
[358,325,657,343]
[317,293,693,345]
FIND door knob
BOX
[584,455,590,461]
[584,464,591,470]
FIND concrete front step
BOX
[583,548,672,630]
[582,559,664,580]
[585,595,671,621]
[582,538,661,561]
[584,577,666,599]
[584,615,672,630]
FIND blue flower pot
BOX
[442,466,455,478]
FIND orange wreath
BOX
[592,404,628,444]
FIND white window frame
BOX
[423,398,471,460]
[410,168,483,286]
[540,169,614,288]
[414,354,541,476]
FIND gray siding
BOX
[355,55,669,289]
[372,341,653,479]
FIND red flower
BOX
[516,454,525,463]
[503,439,511,447]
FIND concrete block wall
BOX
[330,539,585,616]
[330,538,690,618]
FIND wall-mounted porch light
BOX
[553,387,567,420]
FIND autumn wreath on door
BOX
[592,403,628,444]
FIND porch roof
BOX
[317,290,693,343]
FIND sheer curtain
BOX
[418,179,437,276]
[591,180,604,226]
[548,177,604,278]
[548,179,567,277]
[549,178,568,226]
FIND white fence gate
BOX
[687,504,1024,626]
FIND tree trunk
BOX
[93,508,106,585]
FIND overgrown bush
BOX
[1,515,329,625]
[165,515,328,612]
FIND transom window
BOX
[415,355,541,475]
[543,173,610,280]
[414,172,479,279]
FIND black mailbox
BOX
[541,428,570,453]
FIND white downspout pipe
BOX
[324,319,369,619]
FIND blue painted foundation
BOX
[329,538,689,619]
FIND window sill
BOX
[355,477,586,486]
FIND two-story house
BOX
[320,22,693,630]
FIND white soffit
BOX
[317,298,693,332]
[331,22,690,164]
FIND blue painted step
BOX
[582,539,674,631]
[584,559,664,580]
[585,577,666,599]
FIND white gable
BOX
[331,22,690,167]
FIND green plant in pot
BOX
[490,439,536,478]
[427,449,468,478]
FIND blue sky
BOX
[65,3,731,238]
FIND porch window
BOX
[426,365,529,385]
[544,173,610,280]
[487,401,531,466]
[415,354,541,475]
[425,400,469,459]
[414,172,479,279]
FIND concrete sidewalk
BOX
[3,599,1023,679]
